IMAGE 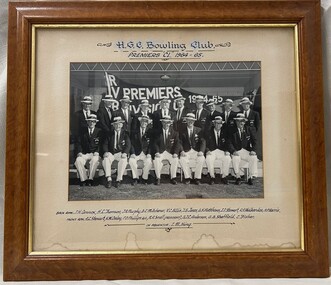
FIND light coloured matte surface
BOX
[32,27,300,252]
[1,0,331,283]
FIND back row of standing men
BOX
[73,93,260,188]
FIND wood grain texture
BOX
[4,0,329,281]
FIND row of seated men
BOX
[73,93,260,188]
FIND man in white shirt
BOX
[205,98,222,134]
[132,99,153,132]
[193,95,209,129]
[114,95,134,134]
[221,98,237,132]
[97,94,116,139]
[239,97,260,133]
[152,98,176,132]
[73,96,97,140]
[174,94,191,132]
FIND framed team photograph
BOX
[69,61,263,200]
[4,0,329,281]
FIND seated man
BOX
[74,114,102,187]
[129,115,153,185]
[152,115,181,185]
[102,116,131,188]
[205,116,232,185]
[227,113,258,185]
[179,113,206,185]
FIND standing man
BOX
[152,98,176,133]
[152,115,181,185]
[205,116,232,185]
[129,115,154,185]
[173,94,191,132]
[227,113,258,185]
[239,97,260,133]
[74,114,102,187]
[205,98,222,134]
[102,117,131,188]
[73,96,97,139]
[97,94,116,139]
[179,113,206,185]
[221,98,237,132]
[193,95,209,129]
[114,95,134,134]
[132,99,153,133]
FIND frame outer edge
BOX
[3,0,330,280]
[4,2,31,280]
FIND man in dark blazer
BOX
[96,94,116,140]
[173,94,192,132]
[102,116,131,188]
[131,99,153,134]
[74,114,102,187]
[221,98,237,133]
[73,96,97,140]
[152,115,181,185]
[114,95,135,135]
[152,98,176,134]
[204,98,222,135]
[239,97,260,133]
[128,115,153,185]
[179,113,206,185]
[205,116,232,185]
[193,95,209,129]
[227,113,258,185]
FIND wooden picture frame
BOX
[4,0,329,281]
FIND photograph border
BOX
[4,0,329,280]
[67,58,264,201]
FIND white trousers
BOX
[74,153,100,182]
[154,151,178,179]
[232,149,258,178]
[205,149,231,178]
[179,149,205,179]
[128,152,153,180]
[102,152,128,182]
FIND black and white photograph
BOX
[69,61,263,200]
